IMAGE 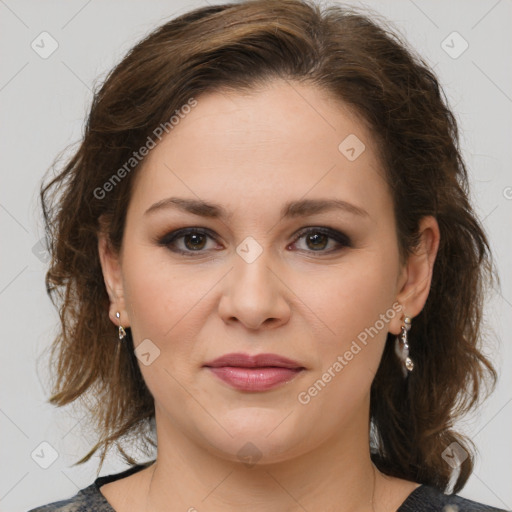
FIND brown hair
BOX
[40,0,499,492]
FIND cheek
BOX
[121,243,221,367]
[291,258,398,423]
[302,255,397,338]
[121,243,193,347]
[291,248,399,384]
[120,246,207,400]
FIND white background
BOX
[0,1,511,510]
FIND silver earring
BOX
[394,316,414,377]
[116,311,126,340]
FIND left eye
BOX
[290,227,351,253]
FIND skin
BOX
[98,79,440,512]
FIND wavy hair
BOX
[39,0,499,492]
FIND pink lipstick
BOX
[203,352,305,392]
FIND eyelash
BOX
[156,226,352,256]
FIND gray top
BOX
[28,461,510,512]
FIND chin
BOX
[194,413,310,466]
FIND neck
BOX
[144,404,389,512]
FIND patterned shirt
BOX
[28,461,510,512]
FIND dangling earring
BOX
[394,315,414,377]
[116,311,126,340]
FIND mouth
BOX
[205,366,305,392]
[203,353,306,392]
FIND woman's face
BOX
[102,79,416,464]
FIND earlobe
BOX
[97,229,129,327]
[390,216,440,334]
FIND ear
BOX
[389,215,440,335]
[97,220,130,328]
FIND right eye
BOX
[157,228,220,255]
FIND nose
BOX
[217,249,291,330]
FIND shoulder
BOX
[27,462,153,512]
[26,481,112,512]
[400,484,511,512]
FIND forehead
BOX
[129,80,392,221]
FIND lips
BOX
[203,353,306,392]
[203,352,304,370]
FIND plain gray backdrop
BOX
[1,1,511,511]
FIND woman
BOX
[30,0,509,510]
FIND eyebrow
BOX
[144,197,369,219]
